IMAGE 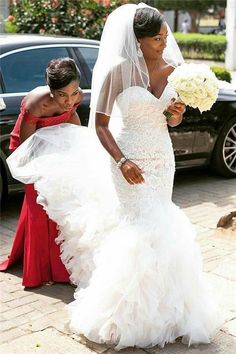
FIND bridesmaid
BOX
[0,57,83,287]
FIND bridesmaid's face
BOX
[52,79,81,111]
[138,22,168,61]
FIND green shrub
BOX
[174,32,227,62]
[4,15,18,33]
[210,66,232,83]
[9,0,125,39]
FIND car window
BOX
[76,47,99,88]
[1,47,69,93]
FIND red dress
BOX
[0,100,77,287]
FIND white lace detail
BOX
[110,85,176,215]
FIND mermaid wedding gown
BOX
[7,85,219,349]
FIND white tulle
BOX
[7,86,220,350]
[88,2,184,128]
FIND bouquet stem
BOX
[163,110,173,119]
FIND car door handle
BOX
[174,149,188,154]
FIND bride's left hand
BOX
[166,99,186,127]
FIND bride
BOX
[8,2,219,350]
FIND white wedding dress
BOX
[8,85,219,350]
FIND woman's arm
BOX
[95,113,123,163]
[68,111,81,125]
[19,97,42,143]
[96,113,144,184]
[19,119,37,143]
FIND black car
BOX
[1,34,236,203]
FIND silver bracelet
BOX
[117,156,128,169]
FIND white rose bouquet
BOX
[164,63,219,118]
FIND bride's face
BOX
[138,22,168,60]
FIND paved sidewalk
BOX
[0,169,236,354]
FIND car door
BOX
[168,107,197,168]
[190,99,229,163]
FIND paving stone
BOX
[1,304,34,320]
[0,302,11,313]
[20,308,68,333]
[23,309,46,321]
[6,294,38,309]
[1,281,22,293]
[0,327,27,345]
[0,328,96,353]
[212,254,236,281]
[146,330,236,354]
[30,300,60,315]
[6,289,34,300]
[71,333,109,353]
[0,290,15,302]
[205,272,236,323]
[223,318,236,337]
[0,315,29,332]
[2,274,22,285]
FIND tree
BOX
[143,0,226,32]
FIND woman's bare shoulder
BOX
[24,86,50,117]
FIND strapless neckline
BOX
[117,84,171,102]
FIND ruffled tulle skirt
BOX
[7,123,220,350]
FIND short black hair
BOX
[46,57,81,90]
[133,7,165,39]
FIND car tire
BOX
[211,116,236,177]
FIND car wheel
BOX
[212,117,236,177]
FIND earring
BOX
[137,42,143,57]
[50,92,54,98]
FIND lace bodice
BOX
[110,84,176,158]
[110,84,177,213]
[116,84,176,129]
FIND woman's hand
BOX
[166,98,186,127]
[120,160,145,185]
